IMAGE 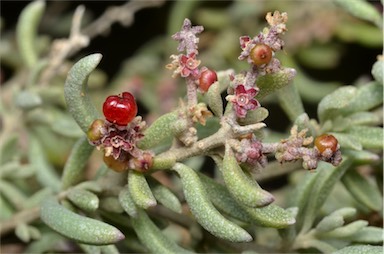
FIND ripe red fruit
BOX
[249,44,273,66]
[314,134,339,154]
[103,92,138,126]
[199,68,218,92]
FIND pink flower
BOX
[229,85,260,118]
[179,53,201,78]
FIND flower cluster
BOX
[87,92,153,172]
[226,11,290,119]
[273,126,342,170]
[231,134,267,168]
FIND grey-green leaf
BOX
[299,158,353,233]
[138,111,185,150]
[61,137,94,190]
[64,54,102,132]
[16,0,45,68]
[334,245,383,254]
[172,163,252,242]
[341,169,382,211]
[152,184,182,214]
[333,0,383,28]
[221,146,274,207]
[67,189,99,212]
[346,126,383,149]
[206,81,223,117]
[40,198,125,245]
[371,58,383,84]
[128,171,157,209]
[131,209,192,254]
[256,67,297,99]
[118,185,138,217]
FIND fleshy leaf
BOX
[118,185,138,217]
[317,220,368,238]
[276,82,305,122]
[152,184,182,214]
[371,57,383,85]
[333,0,383,28]
[221,147,274,208]
[172,163,253,242]
[206,81,223,117]
[138,111,185,150]
[16,0,45,68]
[334,245,383,254]
[128,171,157,209]
[346,126,383,149]
[61,137,94,190]
[67,189,99,212]
[346,226,384,243]
[256,67,296,99]
[64,53,103,132]
[299,158,353,233]
[341,169,382,211]
[131,209,192,254]
[40,198,125,245]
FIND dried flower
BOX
[172,18,204,54]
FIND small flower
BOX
[180,53,201,78]
[235,136,266,167]
[190,103,213,125]
[227,85,260,118]
[166,53,201,79]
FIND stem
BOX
[186,78,198,108]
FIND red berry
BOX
[103,92,138,126]
[250,44,273,66]
[199,68,218,92]
[314,134,338,154]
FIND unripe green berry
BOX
[87,119,105,142]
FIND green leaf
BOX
[343,150,380,165]
[315,214,344,233]
[118,185,138,217]
[334,245,383,254]
[0,134,19,165]
[318,220,368,238]
[346,226,384,243]
[346,126,383,149]
[347,112,382,126]
[28,134,61,192]
[64,54,103,132]
[276,83,305,122]
[99,197,124,213]
[15,90,42,110]
[138,111,185,150]
[299,159,353,233]
[61,137,94,190]
[41,198,125,245]
[333,0,383,28]
[206,81,223,117]
[15,223,30,242]
[318,86,357,123]
[172,163,252,242]
[256,67,296,99]
[131,209,192,254]
[67,189,99,212]
[371,58,383,84]
[16,0,45,68]
[221,147,274,208]
[152,183,182,214]
[342,169,382,211]
[238,107,269,126]
[128,171,157,209]
[331,132,362,150]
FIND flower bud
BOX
[87,119,105,142]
